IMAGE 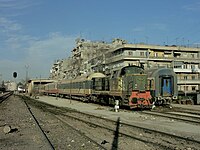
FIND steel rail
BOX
[55,113,170,149]
[24,101,55,150]
[63,109,200,145]
[0,92,13,103]
[54,115,107,150]
[141,111,200,125]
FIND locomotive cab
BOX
[110,66,152,109]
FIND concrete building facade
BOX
[49,38,200,97]
[102,43,200,96]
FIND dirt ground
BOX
[0,95,52,149]
[1,95,200,149]
[35,95,200,141]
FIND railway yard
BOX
[0,93,200,150]
[1,1,200,149]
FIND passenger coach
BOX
[145,68,178,105]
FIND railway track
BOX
[173,107,200,116]
[21,95,200,149]
[0,94,60,149]
[23,101,55,150]
[54,115,107,150]
[21,95,108,149]
[141,110,200,125]
[54,109,200,150]
[0,91,13,103]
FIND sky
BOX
[0,0,200,82]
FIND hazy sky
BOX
[0,0,200,81]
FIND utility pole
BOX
[39,75,41,96]
[0,74,2,86]
[25,65,29,94]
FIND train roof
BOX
[87,72,106,79]
[60,72,106,83]
[145,67,176,77]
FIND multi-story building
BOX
[49,38,200,98]
[101,42,200,97]
[50,38,114,79]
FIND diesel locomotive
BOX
[41,65,152,109]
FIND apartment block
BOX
[49,38,200,97]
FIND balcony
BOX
[173,57,200,63]
[174,68,200,73]
[106,54,148,64]
[178,79,200,84]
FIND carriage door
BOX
[161,77,172,96]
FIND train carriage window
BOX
[149,79,154,89]
[65,83,67,89]
[85,80,92,89]
[89,80,93,89]
[84,81,87,89]
[148,80,151,89]
[65,83,68,89]
[121,69,126,76]
[74,82,76,88]
[80,82,83,89]
[77,82,79,89]
[92,78,95,89]
[82,81,85,89]
[166,79,168,86]
[79,82,81,89]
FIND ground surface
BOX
[0,95,105,150]
[0,95,52,149]
[35,95,200,142]
[1,95,200,149]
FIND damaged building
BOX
[49,38,200,99]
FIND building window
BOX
[184,76,187,80]
[192,76,195,80]
[184,86,188,91]
[183,64,188,69]
[191,54,195,58]
[140,52,145,57]
[192,86,196,91]
[128,51,133,56]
